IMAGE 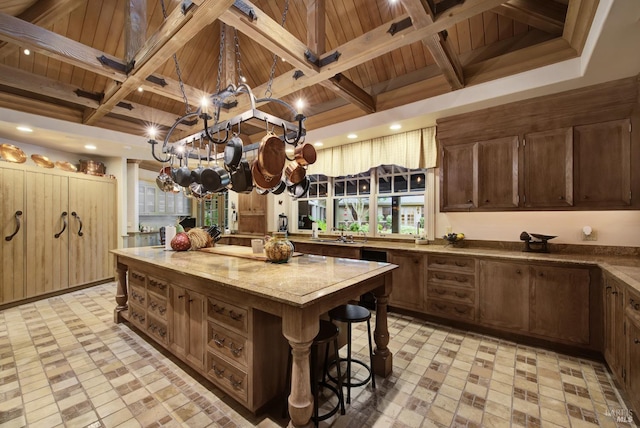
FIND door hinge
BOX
[523,138,526,146]
[629,122,632,133]
[623,367,626,380]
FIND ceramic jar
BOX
[264,233,294,263]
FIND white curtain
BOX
[307,126,437,177]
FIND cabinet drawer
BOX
[129,304,147,329]
[129,270,146,287]
[428,255,476,272]
[147,315,168,345]
[426,284,474,305]
[147,294,167,320]
[208,321,248,367]
[426,298,475,321]
[148,276,169,297]
[129,284,146,306]
[208,298,248,334]
[427,271,475,288]
[207,352,248,403]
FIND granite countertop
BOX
[111,246,397,307]
[222,234,640,293]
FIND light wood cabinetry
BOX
[529,265,590,345]
[238,192,267,235]
[293,241,362,259]
[387,251,424,312]
[1,167,25,304]
[139,181,190,216]
[604,274,626,384]
[574,119,631,207]
[425,254,477,322]
[626,290,640,415]
[477,136,519,209]
[523,128,573,207]
[123,263,288,412]
[1,162,116,305]
[479,260,529,331]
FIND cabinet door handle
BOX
[435,260,446,265]
[213,334,225,347]
[454,292,468,298]
[212,303,225,313]
[435,288,446,295]
[213,365,225,377]
[435,303,446,310]
[71,211,84,236]
[635,339,640,344]
[454,276,468,283]
[228,310,243,321]
[229,374,242,389]
[605,286,612,291]
[54,211,68,238]
[558,196,564,200]
[5,210,23,242]
[230,343,244,357]
[516,269,521,274]
[435,273,446,280]
[612,291,618,296]
[454,307,467,314]
[178,295,185,299]
[455,261,467,267]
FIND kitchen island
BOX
[111,246,397,427]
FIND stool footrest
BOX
[315,381,346,421]
[327,358,373,388]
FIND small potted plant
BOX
[443,232,465,248]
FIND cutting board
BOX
[199,245,303,261]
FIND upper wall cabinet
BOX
[437,77,639,212]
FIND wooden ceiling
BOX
[0,0,597,146]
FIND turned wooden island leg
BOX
[372,273,393,377]
[282,306,319,427]
[114,261,128,323]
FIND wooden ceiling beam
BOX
[0,0,87,59]
[83,0,235,125]
[400,0,465,90]
[0,12,127,81]
[563,0,599,55]
[493,0,567,36]
[323,74,376,114]
[125,0,147,63]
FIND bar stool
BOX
[328,304,376,404]
[283,320,346,426]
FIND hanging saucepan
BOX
[258,132,285,179]
[270,180,287,195]
[156,166,173,192]
[294,142,317,166]
[201,143,230,193]
[284,161,306,186]
[287,175,310,199]
[224,134,243,171]
[251,158,279,189]
[171,155,180,182]
[230,160,254,193]
[256,186,270,195]
[189,181,208,200]
[175,146,193,187]
[190,143,205,184]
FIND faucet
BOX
[357,230,368,243]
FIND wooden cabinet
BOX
[1,163,115,305]
[387,251,424,312]
[441,143,476,210]
[626,293,640,414]
[479,260,529,331]
[523,128,573,207]
[477,136,519,209]
[238,192,266,234]
[139,181,191,216]
[170,284,205,370]
[574,119,631,207]
[1,167,25,304]
[425,254,477,322]
[529,265,590,345]
[604,274,626,384]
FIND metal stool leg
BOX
[366,318,376,389]
[346,321,352,404]
[332,337,346,415]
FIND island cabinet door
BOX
[387,251,425,312]
[478,260,529,332]
[626,315,640,413]
[529,266,590,345]
[170,284,189,359]
[187,291,205,370]
[604,276,626,384]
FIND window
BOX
[376,166,426,235]
[333,172,371,232]
[297,175,328,230]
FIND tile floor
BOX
[0,282,636,428]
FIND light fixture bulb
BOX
[200,96,209,108]
[147,126,158,139]
[240,75,247,83]
[390,124,401,130]
[295,98,304,111]
[23,49,30,56]
[347,133,358,139]
[137,87,144,93]
[85,144,97,150]
[314,141,323,147]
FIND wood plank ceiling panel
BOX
[0,0,37,16]
[83,0,121,94]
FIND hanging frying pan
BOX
[257,132,285,179]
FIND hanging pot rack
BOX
[148,83,305,163]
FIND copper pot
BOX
[79,159,106,176]
[294,142,317,166]
[257,132,285,179]
[284,161,306,186]
[251,159,280,189]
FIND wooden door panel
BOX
[388,252,424,311]
[188,291,205,370]
[524,128,573,207]
[25,171,69,296]
[170,284,188,359]
[440,143,477,211]
[530,266,590,345]
[574,119,631,207]
[479,260,529,331]
[477,136,519,208]
[0,167,25,303]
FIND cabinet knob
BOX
[466,199,473,203]
[583,195,589,199]
[612,291,618,296]
[516,269,521,274]
[558,196,564,200]
[178,295,184,299]
[484,199,490,203]
[635,339,640,344]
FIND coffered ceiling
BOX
[0,0,630,160]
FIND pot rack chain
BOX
[160,0,191,114]
[215,24,225,95]
[234,28,245,84]
[265,0,289,98]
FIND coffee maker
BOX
[278,213,288,232]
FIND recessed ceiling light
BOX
[16,126,33,133]
[137,87,144,92]
[23,49,30,55]
[84,144,97,150]
[314,141,323,147]
[347,133,358,139]
[390,124,401,130]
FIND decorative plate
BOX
[0,144,27,163]
[55,161,78,172]
[31,154,54,168]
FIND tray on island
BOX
[199,245,303,261]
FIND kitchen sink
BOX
[310,238,358,244]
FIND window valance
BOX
[306,127,436,177]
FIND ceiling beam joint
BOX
[388,17,413,36]
[305,49,341,67]
[97,55,134,74]
[232,0,257,21]
[74,89,104,102]
[146,75,168,87]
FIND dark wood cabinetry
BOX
[574,119,631,207]
[387,251,424,312]
[626,307,640,415]
[477,136,519,209]
[523,128,573,207]
[479,260,529,331]
[425,255,477,322]
[604,274,626,384]
[441,143,476,210]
